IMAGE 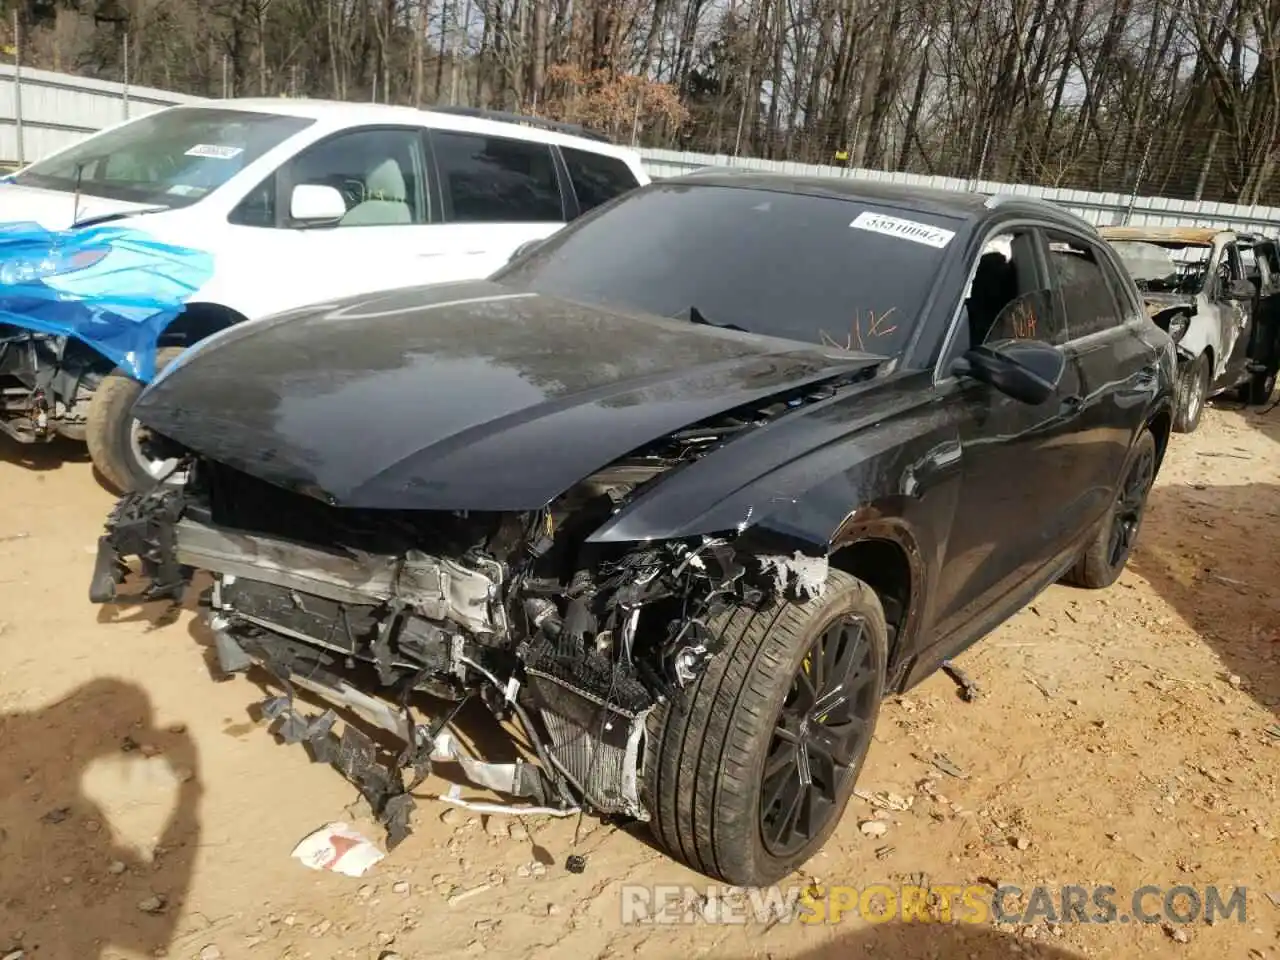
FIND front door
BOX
[929,227,1086,644]
[217,125,442,318]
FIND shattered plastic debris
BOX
[290,822,386,877]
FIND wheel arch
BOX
[158,302,249,347]
[1146,404,1173,472]
[828,516,927,687]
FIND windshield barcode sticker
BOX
[850,211,955,249]
[185,144,244,160]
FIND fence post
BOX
[12,10,23,166]
[122,32,130,119]
[1123,137,1153,226]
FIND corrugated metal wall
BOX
[641,149,1280,235]
[0,63,200,166]
[1,65,1276,235]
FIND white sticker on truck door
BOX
[850,211,956,249]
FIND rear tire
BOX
[1172,353,1209,433]
[1245,367,1277,405]
[1063,429,1157,589]
[85,346,187,494]
[642,569,888,886]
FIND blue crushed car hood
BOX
[0,219,214,381]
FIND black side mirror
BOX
[952,339,1065,405]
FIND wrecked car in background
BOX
[0,99,647,491]
[0,220,212,484]
[1102,226,1280,431]
[91,174,1174,886]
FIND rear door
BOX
[419,129,570,279]
[1042,228,1160,537]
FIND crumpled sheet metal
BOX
[0,220,214,382]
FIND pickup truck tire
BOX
[1244,368,1277,405]
[1063,429,1157,589]
[642,569,887,887]
[85,346,187,494]
[1173,353,1209,433]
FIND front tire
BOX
[1063,429,1157,589]
[1172,353,1209,433]
[643,569,888,886]
[85,346,187,494]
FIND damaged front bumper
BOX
[88,488,667,846]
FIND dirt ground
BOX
[1,399,1277,960]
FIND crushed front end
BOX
[90,456,825,847]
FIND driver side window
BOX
[958,230,1065,355]
[283,128,428,227]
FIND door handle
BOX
[1059,394,1083,414]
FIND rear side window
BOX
[561,147,640,214]
[431,131,563,223]
[1045,232,1125,339]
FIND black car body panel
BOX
[133,281,883,512]
[89,173,1177,867]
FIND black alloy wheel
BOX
[1107,438,1157,570]
[760,613,879,857]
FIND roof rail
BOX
[985,192,1096,232]
[423,106,612,144]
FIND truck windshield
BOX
[13,106,314,208]
[1109,240,1213,295]
[494,181,964,356]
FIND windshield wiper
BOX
[684,305,748,333]
[72,206,171,229]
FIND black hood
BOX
[137,281,880,511]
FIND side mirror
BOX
[508,239,543,264]
[290,184,346,225]
[1225,278,1255,301]
[952,339,1065,405]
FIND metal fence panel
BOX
[0,68,1276,236]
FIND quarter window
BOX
[431,131,563,223]
[284,128,427,227]
[1045,232,1124,339]
[561,147,640,214]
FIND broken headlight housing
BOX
[1166,313,1190,342]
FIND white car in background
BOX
[0,99,649,490]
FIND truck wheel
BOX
[1063,429,1157,589]
[85,346,187,494]
[1245,367,1277,405]
[642,568,888,886]
[1172,353,1209,433]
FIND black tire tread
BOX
[1172,353,1208,434]
[643,569,887,885]
[85,346,186,494]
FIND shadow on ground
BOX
[1131,475,1280,720]
[0,434,90,472]
[726,922,1086,959]
[0,678,201,959]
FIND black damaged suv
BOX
[91,173,1175,886]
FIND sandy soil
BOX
[1,399,1277,960]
